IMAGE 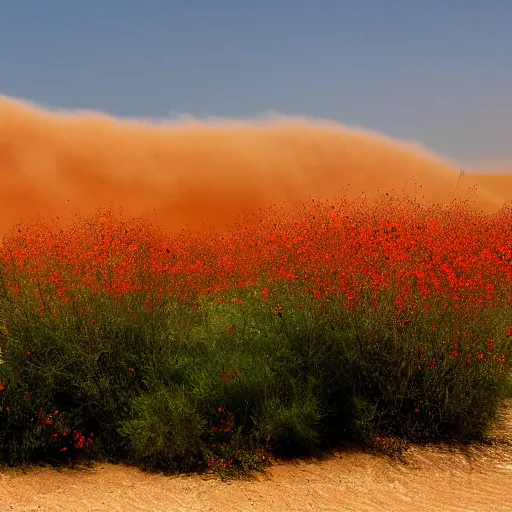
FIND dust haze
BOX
[1,94,511,236]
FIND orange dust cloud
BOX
[0,94,509,236]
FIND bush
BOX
[120,388,205,471]
[1,198,512,474]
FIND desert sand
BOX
[1,401,511,512]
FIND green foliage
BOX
[119,387,205,471]
[0,276,511,474]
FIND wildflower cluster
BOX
[0,194,511,471]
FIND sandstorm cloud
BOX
[0,94,509,235]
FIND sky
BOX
[0,1,510,166]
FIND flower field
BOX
[0,193,511,475]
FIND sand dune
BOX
[0,94,510,235]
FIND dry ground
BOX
[1,402,511,512]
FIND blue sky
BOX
[1,1,510,165]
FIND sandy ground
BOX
[1,403,511,512]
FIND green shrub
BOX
[120,387,205,471]
[0,278,511,473]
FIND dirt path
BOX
[1,404,512,512]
